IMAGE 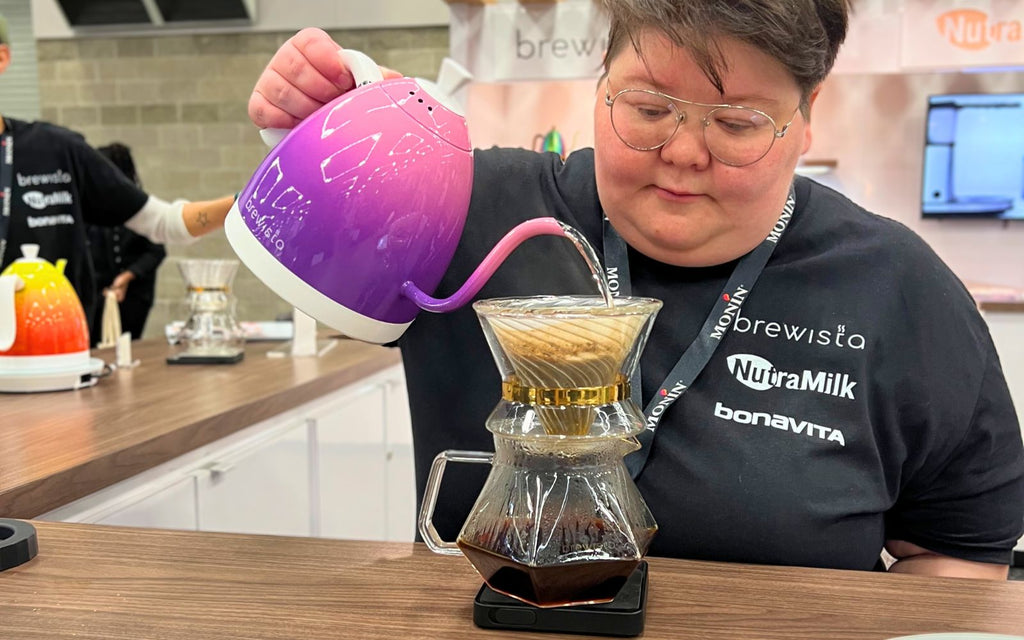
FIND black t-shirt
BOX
[87,224,166,343]
[398,147,1024,569]
[87,225,165,301]
[1,118,149,319]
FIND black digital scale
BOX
[166,351,244,365]
[473,562,648,637]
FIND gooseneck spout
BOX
[401,217,571,313]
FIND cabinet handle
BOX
[198,461,235,479]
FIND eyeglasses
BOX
[604,81,800,167]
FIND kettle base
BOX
[0,356,105,393]
[224,204,411,344]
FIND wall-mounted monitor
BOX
[921,93,1024,220]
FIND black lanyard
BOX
[603,184,796,478]
[0,118,12,267]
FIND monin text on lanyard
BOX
[0,118,12,267]
[603,184,796,479]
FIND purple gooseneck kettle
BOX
[225,50,571,344]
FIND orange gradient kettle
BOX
[0,244,102,393]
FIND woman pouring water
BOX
[247,0,1024,580]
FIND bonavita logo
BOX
[936,9,1022,51]
[26,213,75,228]
[714,401,846,447]
[726,353,857,400]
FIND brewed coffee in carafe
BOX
[420,295,663,608]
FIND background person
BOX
[247,1,1024,580]
[0,12,233,324]
[87,143,167,345]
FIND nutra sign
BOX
[936,8,1022,51]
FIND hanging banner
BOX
[832,0,903,74]
[448,1,609,82]
[902,0,1024,70]
[446,0,1023,80]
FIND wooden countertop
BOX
[0,339,401,519]
[966,281,1024,312]
[1,521,1022,639]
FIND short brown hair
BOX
[598,0,853,107]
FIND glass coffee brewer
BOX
[167,259,246,364]
[419,295,663,615]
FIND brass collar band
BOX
[501,377,631,406]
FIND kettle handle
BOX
[0,275,24,352]
[532,133,545,152]
[260,49,386,149]
[418,449,494,556]
[339,49,385,88]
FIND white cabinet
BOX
[313,381,389,540]
[40,364,416,543]
[93,476,198,531]
[311,369,417,542]
[385,376,416,542]
[984,310,1024,429]
[197,419,312,537]
[982,310,1024,556]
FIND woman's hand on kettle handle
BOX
[249,28,400,129]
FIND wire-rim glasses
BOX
[604,81,800,167]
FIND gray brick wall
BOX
[36,27,449,340]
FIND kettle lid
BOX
[383,79,472,153]
[15,244,40,262]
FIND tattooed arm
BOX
[183,196,235,238]
[125,194,235,245]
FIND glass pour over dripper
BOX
[478,296,658,436]
[172,259,246,357]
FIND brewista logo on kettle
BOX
[225,51,580,344]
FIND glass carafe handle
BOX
[418,449,494,556]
